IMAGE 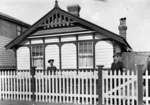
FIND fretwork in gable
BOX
[39,12,77,29]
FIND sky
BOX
[0,0,150,52]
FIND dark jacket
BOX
[111,61,125,73]
[47,66,57,71]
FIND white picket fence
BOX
[102,70,138,105]
[0,70,98,105]
[34,70,98,104]
[0,69,149,105]
[0,70,32,101]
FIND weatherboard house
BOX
[0,12,30,69]
[5,1,131,70]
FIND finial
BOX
[55,0,59,8]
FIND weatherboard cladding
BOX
[0,19,17,38]
[5,6,131,50]
[0,35,16,66]
[95,41,113,68]
[61,43,76,69]
[17,47,30,70]
[0,19,17,67]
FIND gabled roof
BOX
[0,12,30,28]
[5,3,131,50]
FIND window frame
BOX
[31,45,44,69]
[78,41,93,68]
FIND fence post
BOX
[31,67,36,102]
[137,64,144,105]
[97,65,104,105]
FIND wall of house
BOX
[95,33,113,68]
[17,47,30,70]
[0,19,17,69]
[61,43,77,69]
[0,35,16,68]
[95,41,113,68]
[0,19,29,69]
[0,19,17,38]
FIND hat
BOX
[48,59,54,63]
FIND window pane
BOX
[78,42,93,68]
[40,45,43,56]
[79,42,83,54]
[32,46,36,56]
[88,42,92,54]
[36,45,40,56]
[84,42,87,53]
[33,59,43,68]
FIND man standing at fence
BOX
[111,54,126,105]
[111,54,126,75]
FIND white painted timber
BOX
[78,34,93,40]
[31,39,43,44]
[45,45,59,69]
[45,37,59,43]
[17,47,30,70]
[95,41,113,68]
[61,36,76,42]
[61,43,77,69]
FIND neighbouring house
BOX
[5,1,131,70]
[0,12,30,70]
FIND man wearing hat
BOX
[47,59,57,71]
[111,54,125,74]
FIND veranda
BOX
[0,65,147,105]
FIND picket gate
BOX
[102,70,137,105]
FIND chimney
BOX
[67,4,81,17]
[118,17,127,39]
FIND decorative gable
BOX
[38,11,77,29]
